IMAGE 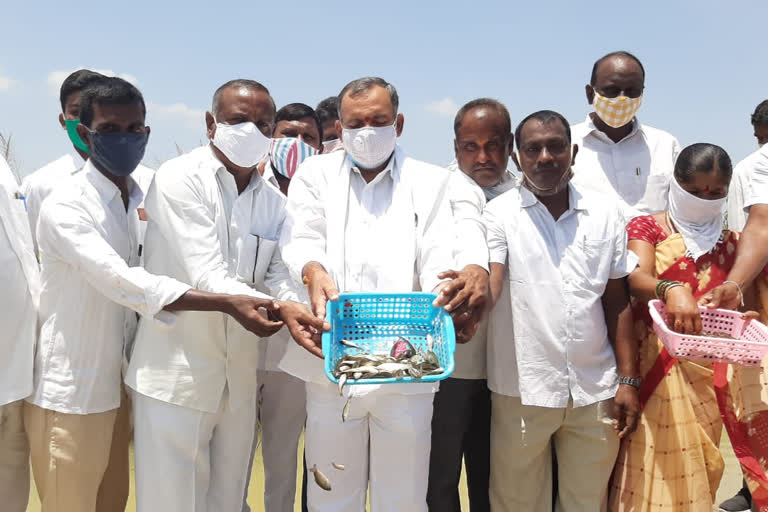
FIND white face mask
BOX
[668,177,726,261]
[341,121,398,169]
[212,120,271,168]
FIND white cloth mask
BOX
[212,120,271,168]
[668,177,726,261]
[341,121,397,169]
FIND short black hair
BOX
[337,77,399,117]
[751,100,768,126]
[590,51,646,86]
[211,79,276,116]
[514,110,571,150]
[316,96,339,125]
[59,69,106,112]
[275,102,323,141]
[79,77,146,128]
[454,98,511,138]
[674,143,732,185]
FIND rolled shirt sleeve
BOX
[450,171,489,271]
[745,145,768,209]
[38,200,190,321]
[483,200,508,265]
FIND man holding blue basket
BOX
[280,76,488,512]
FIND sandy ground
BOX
[24,429,745,512]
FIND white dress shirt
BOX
[484,182,636,408]
[571,115,681,222]
[742,144,768,212]
[21,154,80,254]
[126,145,297,413]
[727,147,766,231]
[447,164,518,380]
[278,146,457,394]
[28,160,189,415]
[0,155,40,407]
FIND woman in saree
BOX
[609,143,768,511]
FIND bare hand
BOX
[227,296,284,337]
[613,384,640,439]
[666,286,702,334]
[303,262,339,320]
[433,265,489,314]
[275,300,331,358]
[698,281,741,310]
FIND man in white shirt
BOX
[427,98,516,512]
[484,110,640,512]
[126,79,325,512]
[243,102,323,512]
[22,69,155,257]
[279,76,487,512]
[571,51,681,222]
[0,154,39,512]
[727,100,768,232]
[712,100,768,512]
[25,77,301,512]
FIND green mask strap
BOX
[65,118,89,154]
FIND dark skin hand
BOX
[433,266,489,343]
[602,277,640,439]
[700,204,768,309]
[585,55,645,143]
[205,85,275,194]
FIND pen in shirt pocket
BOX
[14,191,27,211]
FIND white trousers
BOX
[304,383,434,512]
[243,370,306,512]
[132,389,256,512]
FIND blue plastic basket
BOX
[322,293,456,384]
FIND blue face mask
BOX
[85,129,148,177]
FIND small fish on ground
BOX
[310,464,332,491]
[332,462,345,471]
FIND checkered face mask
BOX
[592,91,643,128]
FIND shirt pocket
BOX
[236,234,278,286]
[573,238,612,291]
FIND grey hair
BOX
[211,79,275,116]
[337,77,399,117]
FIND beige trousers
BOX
[0,400,30,512]
[490,393,619,512]
[25,388,132,512]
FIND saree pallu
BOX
[609,231,768,511]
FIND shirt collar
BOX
[344,146,400,184]
[583,113,642,144]
[206,144,265,196]
[519,180,587,212]
[261,159,279,189]
[82,159,143,212]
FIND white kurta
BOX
[0,155,39,407]
[279,146,458,512]
[126,145,297,413]
[29,160,189,415]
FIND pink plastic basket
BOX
[648,300,768,366]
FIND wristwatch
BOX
[618,376,642,389]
